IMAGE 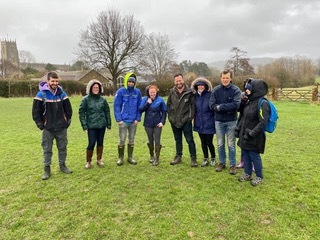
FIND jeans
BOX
[42,129,68,166]
[87,128,106,150]
[118,122,137,146]
[144,126,162,145]
[242,149,263,178]
[171,121,196,157]
[215,121,237,166]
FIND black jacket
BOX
[236,79,270,153]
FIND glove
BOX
[234,127,240,138]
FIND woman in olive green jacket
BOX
[79,79,111,169]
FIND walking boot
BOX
[147,143,155,163]
[190,156,198,167]
[170,155,182,165]
[59,163,73,174]
[42,166,51,180]
[96,146,104,167]
[85,149,93,169]
[210,157,216,166]
[127,144,137,165]
[153,144,162,166]
[117,145,125,166]
[201,158,209,167]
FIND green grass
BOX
[0,97,319,239]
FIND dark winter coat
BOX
[167,84,195,128]
[32,82,72,132]
[236,79,270,154]
[78,79,111,130]
[191,77,215,134]
[139,89,167,128]
[209,83,241,122]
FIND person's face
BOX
[92,84,100,94]
[174,75,184,89]
[149,89,157,99]
[220,73,231,87]
[128,80,135,87]
[197,85,205,93]
[48,78,59,90]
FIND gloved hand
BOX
[234,127,240,138]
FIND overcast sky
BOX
[1,0,319,65]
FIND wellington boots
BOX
[86,149,93,169]
[127,144,137,165]
[42,166,51,180]
[190,156,198,167]
[59,163,73,174]
[117,145,125,166]
[152,144,162,166]
[96,146,104,167]
[147,143,155,163]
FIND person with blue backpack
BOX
[235,79,270,186]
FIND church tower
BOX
[0,39,20,68]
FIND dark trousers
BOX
[198,133,215,159]
[87,128,106,150]
[242,149,263,178]
[171,121,196,157]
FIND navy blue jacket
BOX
[139,95,167,128]
[209,83,241,122]
[193,90,215,134]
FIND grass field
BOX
[0,97,319,239]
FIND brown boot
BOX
[85,149,93,169]
[170,155,182,165]
[153,145,162,166]
[147,143,155,163]
[96,146,104,167]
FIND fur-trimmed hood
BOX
[86,79,103,95]
[191,77,213,93]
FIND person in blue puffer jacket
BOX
[191,77,216,167]
[139,85,167,166]
[114,72,142,166]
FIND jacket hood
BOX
[191,77,213,93]
[123,72,137,89]
[86,79,104,95]
[39,81,50,91]
[247,79,269,101]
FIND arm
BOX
[104,99,111,130]
[247,100,270,138]
[32,97,45,130]
[217,87,241,112]
[113,90,123,122]
[139,97,149,113]
[136,90,142,122]
[78,97,88,130]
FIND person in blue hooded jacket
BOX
[139,84,167,166]
[114,73,142,166]
[32,71,73,180]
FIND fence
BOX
[270,85,319,103]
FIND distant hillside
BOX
[208,57,276,71]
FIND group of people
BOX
[32,70,270,186]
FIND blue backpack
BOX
[258,97,278,133]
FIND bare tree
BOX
[75,9,145,92]
[140,32,177,81]
[225,47,254,76]
[19,50,36,65]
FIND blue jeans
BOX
[118,122,137,146]
[87,128,106,150]
[171,121,196,157]
[215,121,237,166]
[42,129,68,166]
[242,149,263,178]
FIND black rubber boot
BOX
[117,145,125,166]
[42,166,51,180]
[147,143,155,163]
[127,144,137,165]
[59,163,73,174]
[153,145,162,166]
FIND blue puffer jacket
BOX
[191,77,215,134]
[139,89,167,128]
[114,73,142,123]
[209,83,241,122]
